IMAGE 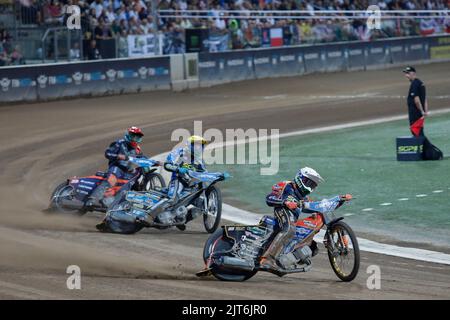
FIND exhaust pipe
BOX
[217,256,255,272]
[60,198,85,210]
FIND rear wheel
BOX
[203,186,222,233]
[326,221,360,282]
[203,229,257,282]
[48,182,83,214]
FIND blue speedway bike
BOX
[102,167,230,234]
[197,194,360,282]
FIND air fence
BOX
[1,35,449,103]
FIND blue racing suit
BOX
[263,181,313,262]
[163,146,206,201]
[104,138,142,180]
[96,139,144,234]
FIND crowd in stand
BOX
[5,0,450,61]
[0,28,25,66]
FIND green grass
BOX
[209,113,450,247]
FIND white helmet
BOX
[294,167,324,195]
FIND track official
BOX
[403,66,428,137]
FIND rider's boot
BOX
[259,230,287,272]
[310,240,319,257]
[259,249,284,272]
[96,218,110,232]
[86,181,111,208]
[259,255,280,270]
[185,207,202,223]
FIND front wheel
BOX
[203,229,257,282]
[139,172,166,192]
[203,186,222,233]
[326,220,360,282]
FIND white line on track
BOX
[152,108,450,266]
[433,190,444,193]
[398,198,409,201]
[416,194,428,198]
[362,208,374,212]
[380,203,392,206]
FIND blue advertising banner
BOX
[198,51,254,86]
[366,42,390,67]
[0,65,39,103]
[253,47,304,79]
[389,42,406,64]
[275,47,305,76]
[0,56,170,103]
[405,40,428,61]
[346,42,366,70]
[323,43,346,72]
[252,50,273,79]
[302,45,325,74]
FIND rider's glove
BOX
[178,167,188,174]
[285,200,298,211]
[340,194,352,201]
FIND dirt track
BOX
[1,62,450,299]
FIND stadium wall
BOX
[1,35,449,104]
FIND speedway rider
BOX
[86,126,145,208]
[260,167,324,272]
[163,135,208,204]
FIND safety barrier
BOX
[0,56,170,103]
[0,35,449,103]
[197,35,448,87]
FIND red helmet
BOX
[125,126,144,148]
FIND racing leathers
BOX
[88,139,142,207]
[261,181,315,270]
[163,146,206,203]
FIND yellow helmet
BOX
[188,135,208,145]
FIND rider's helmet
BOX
[187,135,208,161]
[294,167,324,196]
[124,126,144,148]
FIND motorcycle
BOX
[103,169,230,234]
[47,155,165,214]
[196,194,360,282]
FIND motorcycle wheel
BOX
[203,186,222,233]
[141,173,166,192]
[203,229,257,282]
[326,220,360,282]
[48,182,83,214]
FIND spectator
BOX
[10,45,25,65]
[0,42,10,67]
[95,18,113,40]
[90,0,104,19]
[70,42,81,60]
[105,5,117,24]
[20,0,41,25]
[139,18,153,34]
[11,0,450,56]
[118,30,129,57]
[86,39,101,59]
